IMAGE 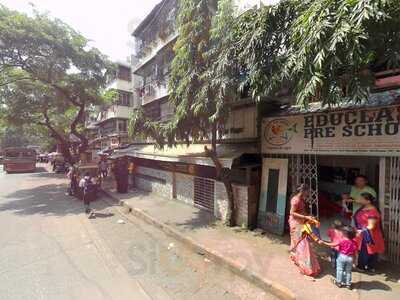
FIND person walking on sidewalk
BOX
[66,165,78,196]
[79,172,95,214]
[289,184,321,277]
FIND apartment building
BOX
[89,61,134,152]
[108,0,262,227]
[131,0,177,123]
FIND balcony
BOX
[134,33,178,73]
[137,80,169,106]
[108,78,133,93]
[97,105,132,122]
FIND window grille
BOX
[194,177,215,212]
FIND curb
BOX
[101,189,297,300]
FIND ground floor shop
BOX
[259,91,400,264]
[110,143,261,228]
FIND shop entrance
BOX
[260,154,400,263]
[316,156,380,238]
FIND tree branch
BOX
[70,100,88,148]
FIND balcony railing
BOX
[133,33,178,71]
[137,79,169,105]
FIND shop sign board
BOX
[262,105,400,156]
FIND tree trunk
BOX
[40,110,74,164]
[58,141,73,164]
[70,102,89,156]
[207,125,236,227]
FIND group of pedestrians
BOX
[289,177,385,290]
[65,157,136,215]
[110,157,136,194]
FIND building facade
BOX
[111,0,260,227]
[259,78,400,264]
[89,62,135,152]
[131,0,177,123]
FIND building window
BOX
[117,66,131,81]
[118,120,128,132]
[100,119,117,135]
[143,101,161,121]
[160,101,174,121]
[116,91,132,106]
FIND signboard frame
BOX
[262,104,400,156]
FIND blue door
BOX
[258,158,289,235]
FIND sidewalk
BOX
[101,181,400,300]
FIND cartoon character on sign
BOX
[265,119,297,146]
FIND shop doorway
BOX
[316,156,380,238]
[258,158,289,235]
[260,154,400,263]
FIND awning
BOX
[110,143,259,169]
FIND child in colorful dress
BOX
[319,226,358,289]
[326,219,343,269]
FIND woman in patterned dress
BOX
[289,184,321,277]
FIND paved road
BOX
[0,165,273,300]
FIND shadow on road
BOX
[93,212,114,218]
[0,183,112,218]
[30,172,66,179]
[354,280,392,291]
[34,167,48,173]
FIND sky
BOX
[0,0,161,61]
[1,1,280,62]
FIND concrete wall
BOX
[215,182,251,227]
[175,173,194,205]
[134,166,253,227]
[104,106,132,119]
[233,184,250,228]
[214,181,229,221]
[109,78,133,92]
[135,166,173,198]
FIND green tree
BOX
[130,0,243,225]
[0,126,30,148]
[226,0,400,106]
[229,1,300,100]
[130,0,217,147]
[285,0,400,106]
[0,5,114,163]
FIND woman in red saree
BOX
[353,193,385,272]
[289,184,321,277]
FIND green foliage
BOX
[167,0,217,144]
[230,0,400,106]
[0,126,29,148]
[211,0,400,106]
[0,5,115,158]
[201,0,237,123]
[0,124,54,150]
[128,107,174,147]
[230,1,300,99]
[131,0,230,148]
[130,0,400,146]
